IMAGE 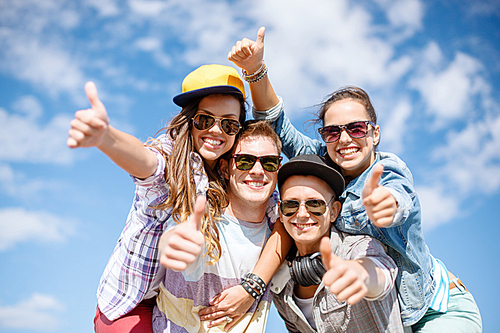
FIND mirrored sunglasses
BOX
[193,113,241,136]
[318,120,375,143]
[232,154,282,172]
[279,199,329,217]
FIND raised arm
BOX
[67,82,158,179]
[228,27,325,159]
[227,26,279,111]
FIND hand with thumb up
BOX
[361,164,397,228]
[67,81,110,149]
[159,196,206,271]
[228,26,266,75]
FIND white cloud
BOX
[12,94,43,120]
[0,207,75,251]
[0,105,74,164]
[135,37,162,52]
[0,0,87,103]
[86,0,121,17]
[386,0,424,31]
[239,0,416,113]
[432,114,500,195]
[410,49,488,125]
[0,34,87,102]
[416,185,460,231]
[128,0,173,16]
[134,37,172,67]
[0,293,63,331]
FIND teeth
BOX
[204,138,222,146]
[339,147,358,155]
[295,223,315,229]
[247,181,264,187]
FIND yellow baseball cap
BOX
[173,64,245,107]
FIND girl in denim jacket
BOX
[226,27,482,332]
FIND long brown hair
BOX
[148,93,246,264]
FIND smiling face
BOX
[220,135,279,220]
[191,94,241,168]
[323,99,380,179]
[280,175,341,255]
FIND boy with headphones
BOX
[271,154,408,333]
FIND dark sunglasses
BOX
[193,113,241,136]
[318,121,376,143]
[279,199,330,217]
[232,154,282,172]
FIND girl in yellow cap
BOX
[68,64,258,332]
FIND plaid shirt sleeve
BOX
[96,135,209,320]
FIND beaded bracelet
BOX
[242,62,268,83]
[245,66,268,83]
[242,61,265,78]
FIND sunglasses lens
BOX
[233,155,281,172]
[319,126,341,143]
[193,114,215,130]
[193,114,240,135]
[305,199,327,216]
[260,156,281,172]
[346,122,368,138]
[319,121,371,142]
[280,200,300,216]
[220,119,240,135]
[279,199,327,216]
[234,154,257,170]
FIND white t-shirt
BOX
[153,209,275,333]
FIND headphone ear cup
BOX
[311,254,326,279]
[302,256,317,286]
[290,253,326,287]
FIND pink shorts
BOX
[94,298,155,333]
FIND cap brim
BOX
[173,85,243,107]
[278,158,345,198]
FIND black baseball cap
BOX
[278,154,345,198]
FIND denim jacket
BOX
[254,98,436,326]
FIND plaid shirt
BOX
[272,226,409,333]
[96,134,209,320]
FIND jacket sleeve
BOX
[376,153,416,227]
[252,96,326,159]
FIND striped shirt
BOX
[153,202,279,333]
[429,257,450,313]
[96,134,209,320]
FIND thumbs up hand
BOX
[67,82,110,148]
[361,164,397,227]
[159,196,206,271]
[228,26,266,74]
[320,237,369,305]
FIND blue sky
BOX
[0,0,499,332]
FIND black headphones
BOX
[287,250,326,287]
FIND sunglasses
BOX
[232,154,282,172]
[318,121,376,143]
[193,113,241,136]
[279,199,331,217]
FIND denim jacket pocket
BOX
[341,206,369,232]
